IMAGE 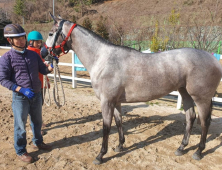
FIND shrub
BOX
[82,17,92,30]
[96,16,109,40]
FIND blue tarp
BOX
[74,53,87,71]
[213,53,221,61]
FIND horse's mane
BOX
[75,24,140,53]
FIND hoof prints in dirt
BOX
[1,86,222,169]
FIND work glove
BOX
[49,56,59,68]
[52,56,59,64]
[19,88,35,99]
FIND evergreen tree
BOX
[14,0,26,17]
[13,0,26,24]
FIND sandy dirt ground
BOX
[1,48,222,169]
[1,81,222,170]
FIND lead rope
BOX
[43,75,51,106]
[53,59,65,107]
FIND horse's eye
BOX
[49,33,53,36]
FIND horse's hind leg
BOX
[93,100,114,165]
[192,99,212,160]
[114,103,125,152]
[175,87,196,156]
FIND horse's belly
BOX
[121,80,180,103]
[122,90,172,103]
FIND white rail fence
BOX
[1,46,222,109]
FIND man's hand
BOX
[19,88,35,99]
[48,64,54,72]
[48,56,59,71]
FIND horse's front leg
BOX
[93,100,114,165]
[114,103,125,152]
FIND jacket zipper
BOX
[22,54,33,89]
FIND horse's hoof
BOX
[174,149,184,156]
[93,158,103,165]
[192,153,202,160]
[115,146,123,152]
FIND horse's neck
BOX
[70,26,105,74]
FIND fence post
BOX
[71,50,77,88]
[177,93,182,109]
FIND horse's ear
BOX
[49,12,57,24]
[58,15,62,20]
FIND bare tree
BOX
[0,8,8,22]
[106,15,125,46]
[185,0,222,53]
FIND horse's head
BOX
[45,13,76,57]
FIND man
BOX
[0,24,53,163]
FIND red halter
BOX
[45,23,77,57]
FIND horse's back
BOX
[93,47,222,103]
[120,48,222,102]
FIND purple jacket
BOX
[0,48,50,93]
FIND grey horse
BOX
[45,14,222,164]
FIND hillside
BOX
[1,0,222,29]
[1,0,222,52]
[78,0,222,31]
